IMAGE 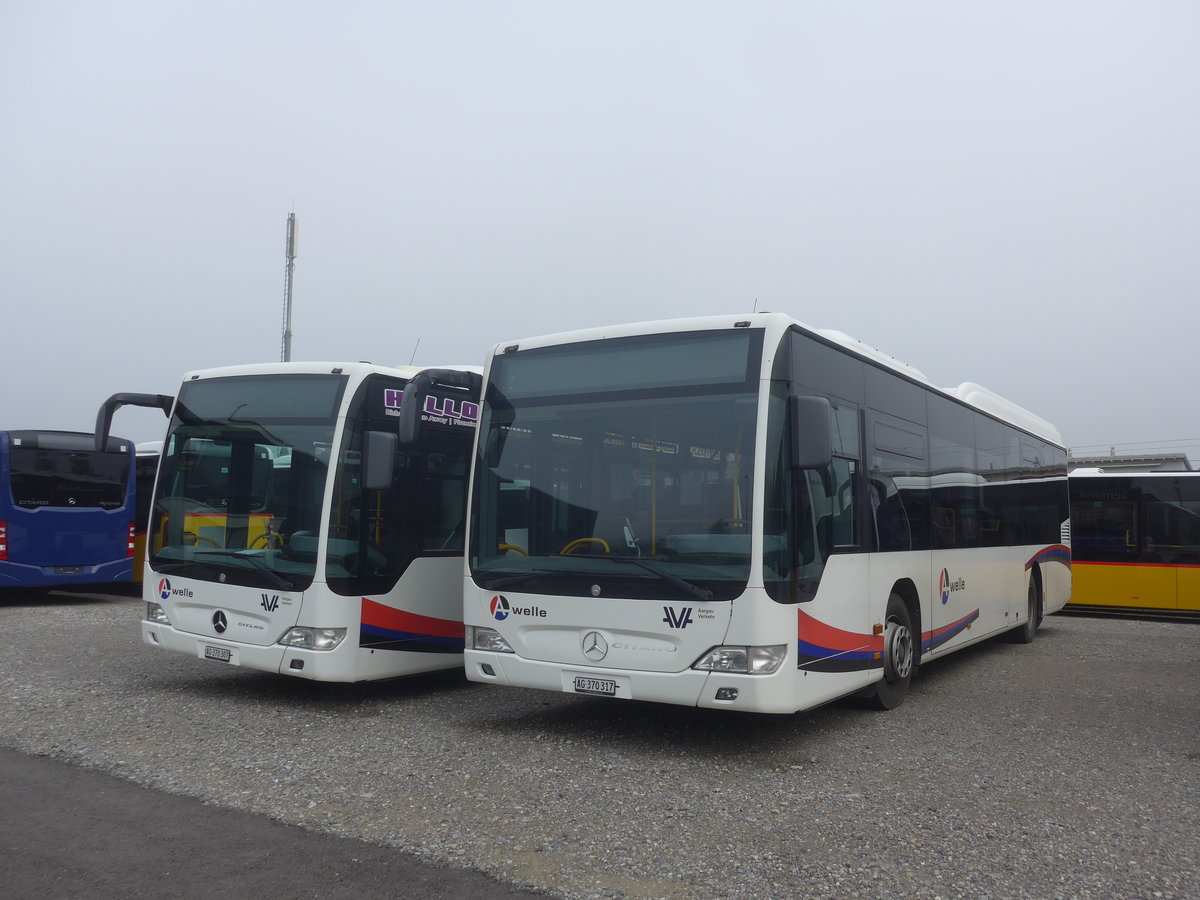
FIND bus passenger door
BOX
[789,398,873,675]
[866,411,931,656]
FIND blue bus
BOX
[0,430,138,590]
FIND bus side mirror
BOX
[790,395,832,470]
[396,383,422,446]
[362,430,397,490]
[95,392,174,451]
[484,428,505,468]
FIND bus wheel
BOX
[866,593,914,710]
[1008,577,1040,644]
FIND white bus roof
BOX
[950,382,1062,446]
[815,328,931,384]
[489,313,1063,446]
[179,361,481,382]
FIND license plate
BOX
[573,676,617,696]
[55,566,85,575]
[204,646,232,662]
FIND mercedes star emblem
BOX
[212,611,228,634]
[582,631,608,661]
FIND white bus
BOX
[97,361,480,682]
[463,314,1071,713]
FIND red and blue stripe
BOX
[922,609,979,652]
[1026,544,1071,570]
[797,608,981,671]
[359,598,464,654]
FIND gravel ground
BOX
[1,589,1197,900]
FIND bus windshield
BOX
[1072,474,1200,565]
[470,329,763,602]
[150,373,347,591]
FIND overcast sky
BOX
[3,2,1197,463]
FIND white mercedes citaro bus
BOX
[98,362,480,682]
[462,313,1070,713]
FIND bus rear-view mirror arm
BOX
[790,395,833,470]
[95,393,175,451]
[397,368,482,446]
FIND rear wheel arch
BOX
[1008,565,1043,644]
[1030,564,1045,625]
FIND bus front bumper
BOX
[464,649,801,714]
[141,621,354,681]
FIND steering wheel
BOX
[559,537,611,555]
[185,532,222,548]
[250,532,283,549]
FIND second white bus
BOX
[98,361,480,682]
[463,314,1071,713]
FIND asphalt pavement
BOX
[0,746,544,899]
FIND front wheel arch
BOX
[889,578,922,667]
[863,591,916,710]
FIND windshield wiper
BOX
[567,555,714,602]
[233,551,294,591]
[620,558,714,602]
[177,548,295,591]
[481,569,560,590]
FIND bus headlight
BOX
[278,627,346,651]
[468,625,514,653]
[693,645,787,675]
[145,602,171,625]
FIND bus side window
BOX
[831,458,857,548]
[871,474,912,552]
[807,469,833,561]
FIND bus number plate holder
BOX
[54,566,85,575]
[572,675,618,696]
[204,646,232,663]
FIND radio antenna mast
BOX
[280,211,297,362]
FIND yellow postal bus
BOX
[1069,470,1200,616]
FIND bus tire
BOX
[865,593,914,710]
[1008,576,1040,644]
